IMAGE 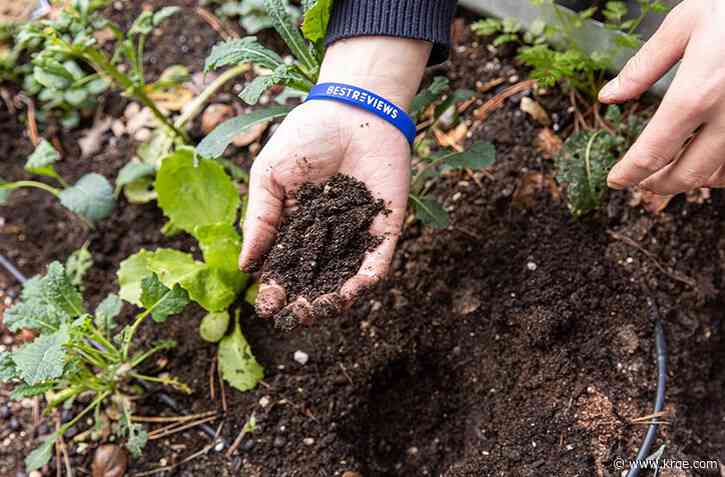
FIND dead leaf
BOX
[476,78,504,94]
[628,188,673,214]
[534,128,563,159]
[512,172,561,208]
[147,87,194,112]
[473,79,536,121]
[79,117,112,158]
[432,124,466,152]
[201,103,235,135]
[93,27,116,46]
[232,121,268,147]
[520,97,551,126]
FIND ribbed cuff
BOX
[325,0,457,65]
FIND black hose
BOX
[625,297,668,477]
[0,253,28,284]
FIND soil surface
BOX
[260,174,387,328]
[1,4,724,477]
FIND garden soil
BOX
[1,5,724,477]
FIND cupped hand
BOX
[599,0,725,193]
[238,98,411,322]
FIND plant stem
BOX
[412,151,457,193]
[121,310,151,360]
[0,180,61,196]
[47,385,84,409]
[59,391,110,434]
[174,63,249,130]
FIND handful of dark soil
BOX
[260,174,388,328]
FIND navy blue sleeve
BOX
[325,0,457,65]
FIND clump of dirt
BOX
[260,174,388,327]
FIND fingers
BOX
[599,1,693,103]
[238,157,285,272]
[255,281,286,319]
[706,164,725,188]
[640,121,725,194]
[607,54,710,190]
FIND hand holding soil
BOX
[239,100,410,326]
[239,37,431,326]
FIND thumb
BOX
[239,158,285,272]
[599,2,692,104]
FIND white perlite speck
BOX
[294,350,309,365]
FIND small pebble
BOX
[9,417,19,430]
[28,472,41,477]
[259,396,271,407]
[273,436,286,448]
[526,262,538,271]
[0,406,10,419]
[242,439,255,451]
[293,351,309,365]
[303,437,314,446]
[214,440,225,452]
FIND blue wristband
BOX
[305,82,417,145]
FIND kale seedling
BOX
[201,0,302,34]
[0,139,115,225]
[556,105,647,216]
[118,147,264,392]
[0,262,190,470]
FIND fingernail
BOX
[599,77,619,101]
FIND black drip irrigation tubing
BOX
[0,253,221,443]
[625,295,668,477]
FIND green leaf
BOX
[129,11,154,35]
[4,301,68,333]
[126,424,148,458]
[218,312,263,391]
[194,223,243,273]
[140,275,189,322]
[0,351,19,381]
[41,262,85,317]
[240,74,278,105]
[115,162,156,192]
[144,249,204,288]
[155,148,240,233]
[95,293,123,333]
[410,195,449,229]
[123,177,157,204]
[180,267,239,312]
[615,32,642,49]
[65,243,93,289]
[0,177,10,205]
[197,105,292,158]
[59,173,115,223]
[244,281,259,306]
[410,76,449,120]
[26,431,61,471]
[471,18,502,36]
[263,0,317,71]
[556,129,620,216]
[204,37,284,72]
[301,0,334,42]
[13,325,70,385]
[118,251,153,306]
[200,310,230,343]
[10,382,55,400]
[441,142,496,171]
[603,1,628,22]
[152,6,181,26]
[25,139,61,179]
[33,66,70,90]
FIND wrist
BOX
[318,36,431,110]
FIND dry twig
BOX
[195,7,238,40]
[473,79,536,121]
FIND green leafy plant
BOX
[0,262,190,470]
[201,0,302,34]
[197,0,335,158]
[472,17,547,46]
[556,105,647,216]
[516,0,669,99]
[0,139,115,224]
[408,77,496,228]
[118,147,263,392]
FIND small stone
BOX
[242,439,255,451]
[0,406,10,419]
[259,396,271,407]
[407,446,418,455]
[214,440,225,452]
[273,436,286,448]
[526,262,538,271]
[303,437,315,446]
[293,350,309,365]
[28,472,41,477]
[9,417,19,430]
[201,103,235,135]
